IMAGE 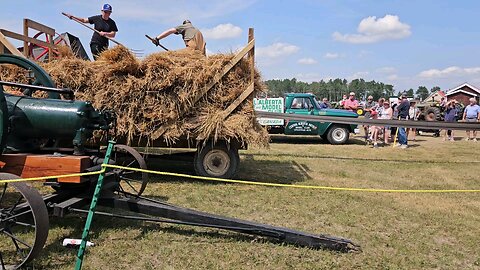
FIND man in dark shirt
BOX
[65,4,118,60]
[153,20,206,55]
[396,95,410,148]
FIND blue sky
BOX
[1,0,480,92]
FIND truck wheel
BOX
[194,141,239,179]
[326,125,350,145]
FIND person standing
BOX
[396,95,410,148]
[407,100,420,141]
[462,98,480,141]
[65,4,118,60]
[363,95,376,138]
[153,20,206,55]
[443,100,458,141]
[379,101,393,144]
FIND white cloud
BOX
[297,58,318,65]
[257,42,299,58]
[324,52,344,59]
[387,74,399,81]
[348,71,370,80]
[202,23,242,39]
[377,67,396,73]
[333,15,411,44]
[418,66,480,79]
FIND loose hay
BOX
[38,46,268,148]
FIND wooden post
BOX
[248,28,255,85]
[23,19,29,57]
[48,33,54,61]
[0,42,4,54]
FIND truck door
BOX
[284,97,319,135]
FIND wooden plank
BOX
[151,40,255,140]
[0,42,4,54]
[23,19,29,57]
[248,28,255,83]
[0,32,23,57]
[221,82,255,119]
[24,19,55,36]
[0,29,55,51]
[1,154,91,183]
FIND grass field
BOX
[31,133,480,269]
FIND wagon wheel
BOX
[0,173,49,269]
[28,32,68,61]
[111,144,149,196]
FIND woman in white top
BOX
[379,101,393,144]
[407,101,419,141]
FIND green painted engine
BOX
[0,54,113,155]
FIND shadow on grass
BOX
[39,208,336,268]
[144,153,312,185]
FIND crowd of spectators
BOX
[326,93,480,148]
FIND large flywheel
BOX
[0,173,49,270]
[0,54,59,99]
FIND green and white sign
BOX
[253,98,284,125]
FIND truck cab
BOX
[283,93,358,144]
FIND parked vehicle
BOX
[254,93,359,144]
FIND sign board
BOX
[253,98,284,125]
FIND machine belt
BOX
[256,112,480,131]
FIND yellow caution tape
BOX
[0,169,105,184]
[0,163,477,193]
[102,164,480,193]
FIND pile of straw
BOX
[37,46,268,147]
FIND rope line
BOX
[101,164,480,193]
[0,164,477,193]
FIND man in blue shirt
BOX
[462,98,480,141]
[318,98,331,109]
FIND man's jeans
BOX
[398,126,407,145]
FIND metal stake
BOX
[74,140,115,270]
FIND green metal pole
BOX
[74,141,115,270]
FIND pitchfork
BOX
[62,12,144,57]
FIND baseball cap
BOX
[349,92,355,96]
[102,4,112,12]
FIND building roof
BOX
[446,89,478,97]
[446,82,480,95]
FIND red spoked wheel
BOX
[28,32,68,61]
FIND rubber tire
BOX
[194,141,239,179]
[425,107,441,121]
[0,173,49,269]
[326,125,350,145]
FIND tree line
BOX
[263,78,440,101]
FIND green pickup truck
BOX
[254,93,359,144]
